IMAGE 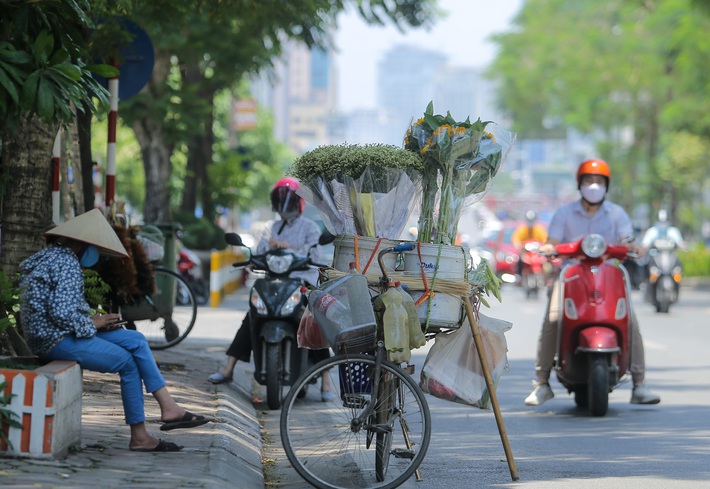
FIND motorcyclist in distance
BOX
[511,210,548,279]
[641,209,685,251]
[524,159,661,407]
[208,178,334,401]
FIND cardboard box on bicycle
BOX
[332,235,471,331]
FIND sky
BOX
[333,0,524,112]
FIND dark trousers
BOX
[226,312,330,363]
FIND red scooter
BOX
[548,234,632,416]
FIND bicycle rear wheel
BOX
[127,268,197,350]
[280,353,431,489]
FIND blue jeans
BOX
[46,329,166,425]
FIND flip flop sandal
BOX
[160,411,210,431]
[207,372,233,384]
[130,439,183,452]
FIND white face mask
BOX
[580,183,606,204]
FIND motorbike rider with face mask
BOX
[524,159,661,407]
[208,178,335,400]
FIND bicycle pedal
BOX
[392,448,415,459]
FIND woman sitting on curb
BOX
[20,209,210,452]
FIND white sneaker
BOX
[524,382,554,406]
[630,385,661,404]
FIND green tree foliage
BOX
[0,0,115,133]
[488,0,710,237]
[95,0,438,223]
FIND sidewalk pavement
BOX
[1,288,265,489]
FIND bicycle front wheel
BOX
[129,268,197,350]
[280,353,431,489]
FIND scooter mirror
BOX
[225,232,244,247]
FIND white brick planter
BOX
[1,359,82,459]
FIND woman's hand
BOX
[92,313,122,330]
[269,238,289,249]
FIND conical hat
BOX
[44,209,129,258]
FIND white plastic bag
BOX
[420,313,511,409]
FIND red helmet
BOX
[576,159,611,188]
[270,177,305,215]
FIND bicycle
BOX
[120,266,198,350]
[280,243,432,489]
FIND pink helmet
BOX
[271,177,305,215]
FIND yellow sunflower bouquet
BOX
[404,102,515,245]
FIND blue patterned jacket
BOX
[19,245,96,355]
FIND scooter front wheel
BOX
[265,343,284,410]
[588,355,609,417]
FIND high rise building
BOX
[251,41,338,154]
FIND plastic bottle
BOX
[395,281,426,349]
[380,281,410,363]
[347,261,359,274]
[301,286,352,344]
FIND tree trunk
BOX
[0,115,58,277]
[184,104,215,221]
[199,104,215,222]
[0,114,58,356]
[181,62,216,221]
[133,118,173,223]
[77,104,96,213]
[181,145,198,214]
[126,52,173,224]
[69,120,84,214]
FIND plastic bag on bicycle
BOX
[420,313,511,409]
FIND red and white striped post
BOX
[51,132,61,224]
[104,75,119,209]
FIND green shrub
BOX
[678,243,710,277]
[172,210,227,251]
[1,381,23,449]
[0,271,22,334]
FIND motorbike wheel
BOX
[192,280,210,306]
[657,282,671,313]
[588,355,609,417]
[266,343,283,410]
[574,388,589,408]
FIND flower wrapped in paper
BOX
[404,102,515,245]
[289,144,423,239]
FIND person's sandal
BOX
[321,390,336,402]
[207,372,233,384]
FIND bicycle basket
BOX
[338,359,373,405]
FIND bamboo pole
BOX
[463,295,519,481]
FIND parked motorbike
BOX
[546,234,633,416]
[177,247,209,305]
[225,231,334,410]
[519,240,551,299]
[645,237,682,313]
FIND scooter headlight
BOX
[250,289,268,315]
[267,254,293,274]
[581,234,607,258]
[280,288,303,316]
